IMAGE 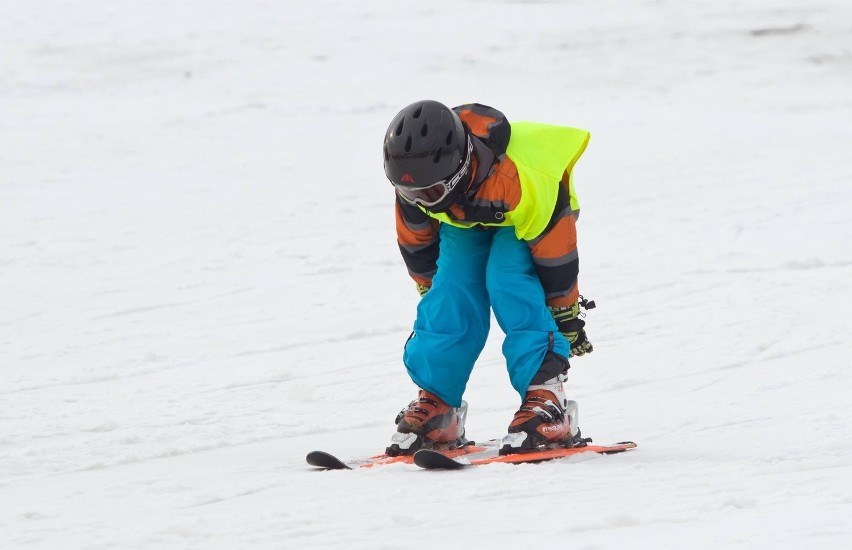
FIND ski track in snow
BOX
[2,1,852,548]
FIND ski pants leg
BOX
[404,225,492,407]
[487,227,570,400]
[403,225,569,407]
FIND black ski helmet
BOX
[383,100,469,197]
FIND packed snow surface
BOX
[2,1,851,548]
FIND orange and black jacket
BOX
[395,103,580,309]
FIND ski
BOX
[306,442,492,470]
[413,441,637,470]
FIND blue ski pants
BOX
[403,224,570,407]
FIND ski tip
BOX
[306,450,352,470]
[413,449,467,470]
[596,441,637,454]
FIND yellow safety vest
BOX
[423,122,590,240]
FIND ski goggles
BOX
[394,135,473,208]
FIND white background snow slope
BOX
[2,1,851,548]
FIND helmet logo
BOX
[400,173,416,183]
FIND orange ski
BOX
[306,443,490,470]
[413,441,637,469]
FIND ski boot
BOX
[500,371,589,455]
[386,390,469,456]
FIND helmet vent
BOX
[395,120,404,136]
[445,131,453,145]
[433,148,442,163]
[413,106,423,118]
[405,136,412,152]
[420,123,428,137]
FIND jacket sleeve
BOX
[395,194,440,286]
[526,179,580,308]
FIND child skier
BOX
[383,100,594,455]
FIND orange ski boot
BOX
[386,390,469,456]
[500,373,585,454]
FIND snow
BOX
[2,0,851,548]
